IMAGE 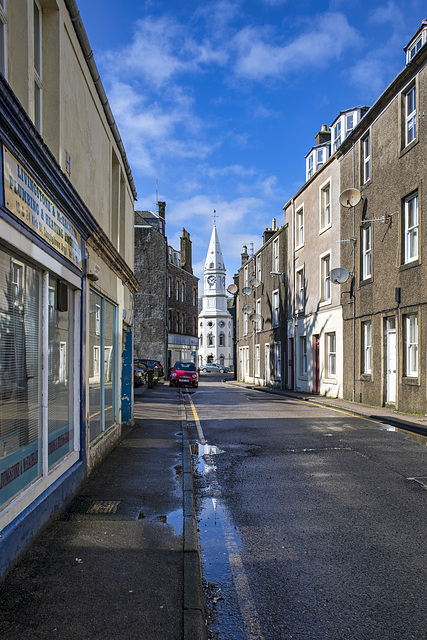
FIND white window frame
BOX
[296,267,304,311]
[326,332,337,379]
[296,207,304,248]
[316,148,324,172]
[405,85,416,146]
[346,113,354,136]
[320,252,331,303]
[320,181,331,230]
[405,314,418,377]
[256,254,262,283]
[272,238,279,273]
[256,298,261,332]
[333,121,341,151]
[362,224,372,280]
[362,321,372,374]
[404,192,418,264]
[272,289,279,327]
[307,153,314,179]
[363,134,370,183]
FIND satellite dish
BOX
[330,267,350,284]
[249,312,262,322]
[242,305,254,314]
[242,286,252,296]
[249,277,261,287]
[340,188,362,208]
[227,283,238,295]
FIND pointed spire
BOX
[204,225,225,272]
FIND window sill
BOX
[360,373,372,381]
[319,224,332,235]
[402,376,419,386]
[323,377,337,384]
[399,137,418,158]
[360,276,373,286]
[399,259,420,272]
[319,299,331,308]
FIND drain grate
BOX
[86,500,121,514]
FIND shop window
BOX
[89,290,118,441]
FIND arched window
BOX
[219,332,225,346]
[208,333,214,347]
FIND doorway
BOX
[386,317,396,404]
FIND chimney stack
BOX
[241,245,249,265]
[315,125,331,146]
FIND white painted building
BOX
[198,226,233,369]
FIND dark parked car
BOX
[200,363,229,373]
[169,362,198,388]
[134,363,148,387]
[135,359,164,377]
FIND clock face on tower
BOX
[207,275,217,287]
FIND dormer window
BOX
[333,121,341,151]
[307,154,314,179]
[316,148,324,171]
[405,21,427,64]
[346,113,354,135]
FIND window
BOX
[363,134,370,183]
[320,183,331,229]
[256,298,261,332]
[181,283,185,302]
[176,281,179,300]
[219,332,225,346]
[244,265,249,288]
[89,291,117,441]
[33,1,42,132]
[326,332,336,378]
[296,208,304,247]
[193,288,197,306]
[321,254,331,302]
[256,254,262,283]
[272,290,279,326]
[362,224,372,279]
[208,333,214,347]
[272,238,279,273]
[0,0,6,78]
[296,268,305,310]
[404,192,418,263]
[168,277,171,298]
[307,153,314,179]
[316,148,324,171]
[274,342,281,380]
[333,121,341,151]
[407,37,423,62]
[362,321,372,374]
[255,344,260,377]
[405,314,418,377]
[300,336,307,376]
[405,85,416,146]
[346,113,354,136]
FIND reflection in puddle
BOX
[382,424,427,446]
[153,508,183,535]
[192,442,225,474]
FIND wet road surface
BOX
[183,378,427,640]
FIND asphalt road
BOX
[184,378,427,640]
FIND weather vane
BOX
[212,209,218,225]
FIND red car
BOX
[169,362,198,388]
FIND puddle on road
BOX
[193,441,260,640]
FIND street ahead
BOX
[183,378,427,640]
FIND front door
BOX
[313,335,320,393]
[386,317,396,404]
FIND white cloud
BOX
[232,13,362,80]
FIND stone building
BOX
[338,20,427,413]
[235,220,287,386]
[134,204,167,367]
[198,225,233,369]
[167,229,199,368]
[0,0,138,577]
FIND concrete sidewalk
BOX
[0,383,206,640]
[226,379,427,437]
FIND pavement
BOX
[0,381,206,640]
[1,377,426,640]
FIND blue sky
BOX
[78,0,425,286]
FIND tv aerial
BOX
[339,188,362,208]
[330,267,351,284]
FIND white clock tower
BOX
[198,225,233,369]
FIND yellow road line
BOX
[185,392,264,640]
